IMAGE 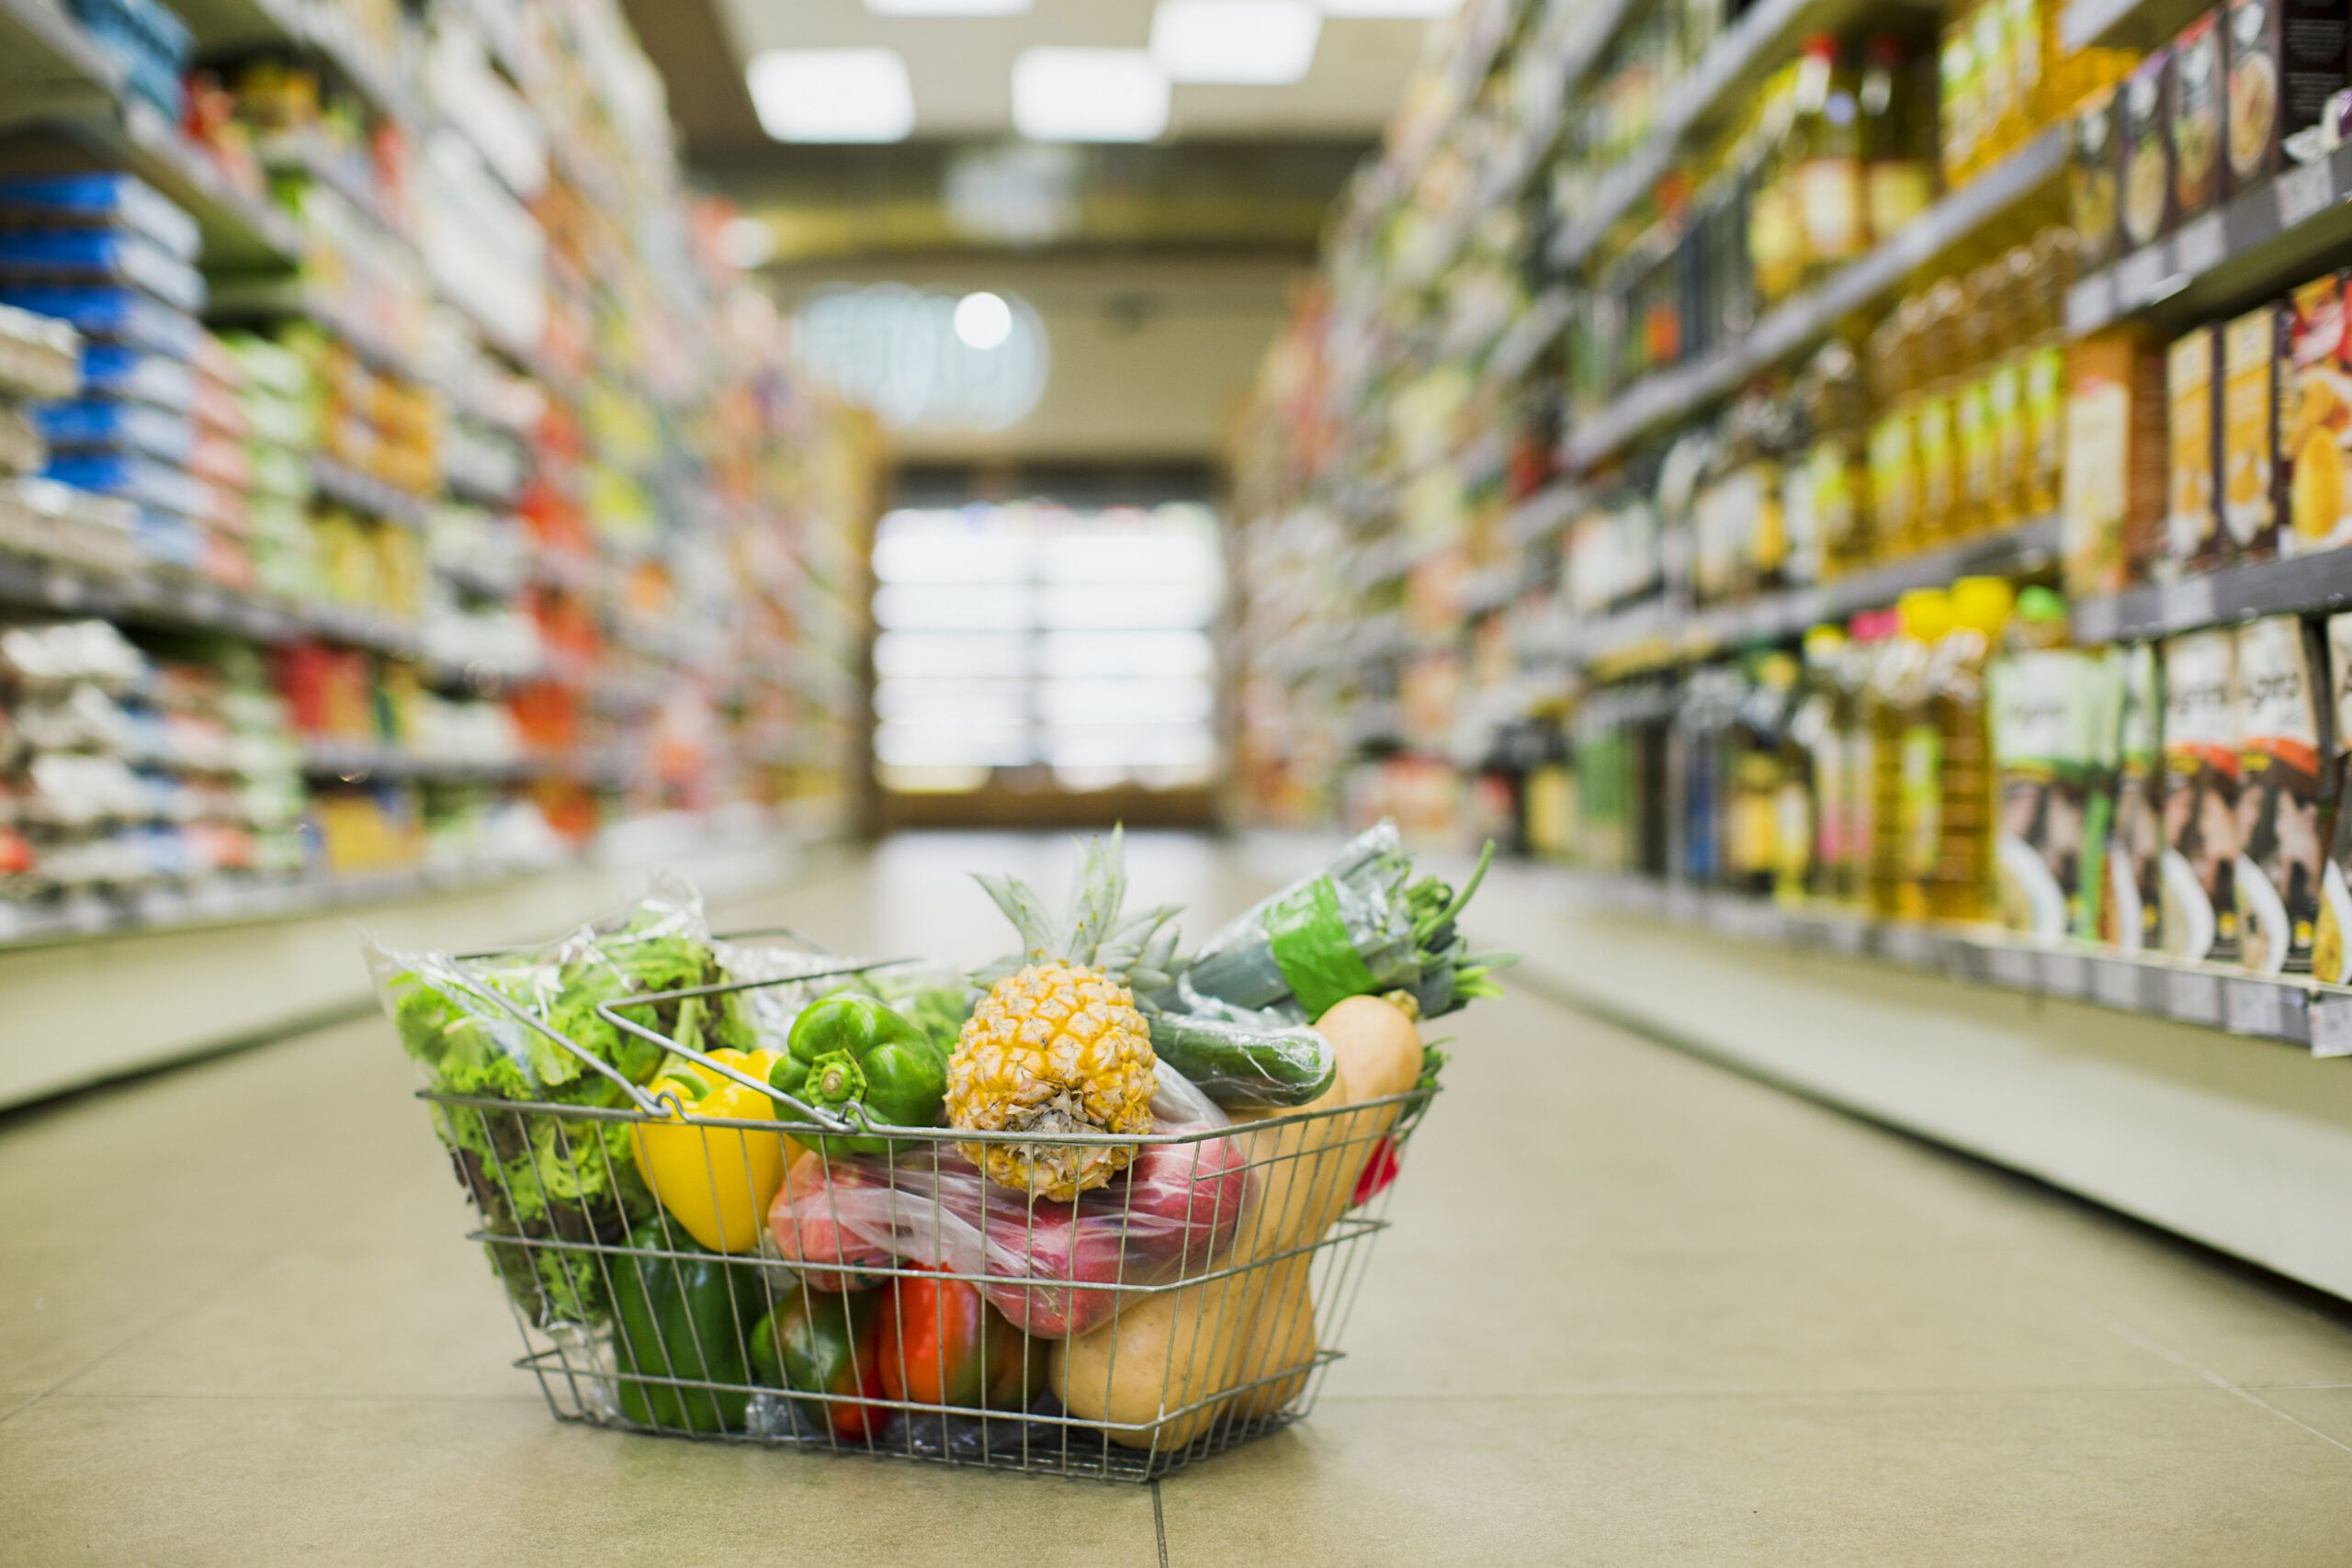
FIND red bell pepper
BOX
[876,1264,1043,1412]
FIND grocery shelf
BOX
[169,0,300,51]
[0,0,116,132]
[1504,481,1580,547]
[1565,515,2062,671]
[0,857,561,948]
[313,457,430,528]
[1548,868,2345,1050]
[1561,140,2061,468]
[70,101,303,269]
[1564,129,2068,472]
[2057,0,2213,52]
[1484,284,1570,382]
[258,131,419,253]
[2071,547,2352,644]
[0,550,423,656]
[1546,0,1820,271]
[2065,140,2352,339]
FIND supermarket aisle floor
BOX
[6,832,2352,1565]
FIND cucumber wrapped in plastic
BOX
[1145,1010,1334,1108]
[1170,820,1508,1025]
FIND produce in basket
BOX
[751,1287,887,1441]
[768,1065,1252,1337]
[768,992,950,1155]
[367,877,887,1327]
[1052,991,1428,1448]
[945,829,1183,1200]
[1174,822,1508,1026]
[611,1218,768,1434]
[628,1046,793,1253]
[876,1264,1046,1411]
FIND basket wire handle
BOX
[594,959,915,1124]
[460,981,679,1118]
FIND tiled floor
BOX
[6,831,2352,1564]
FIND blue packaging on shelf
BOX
[0,174,199,261]
[45,450,208,519]
[0,230,204,314]
[35,400,196,461]
[0,286,199,357]
[63,0,191,119]
[131,508,206,571]
[78,344,194,411]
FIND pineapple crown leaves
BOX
[970,825,1182,994]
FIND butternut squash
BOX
[1050,995,1424,1449]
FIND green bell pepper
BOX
[770,993,949,1155]
[751,1287,887,1440]
[610,1220,765,1433]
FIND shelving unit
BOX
[1549,869,2346,1049]
[1563,130,2069,472]
[2066,140,2352,337]
[0,0,872,968]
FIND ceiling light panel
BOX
[1317,0,1458,15]
[1151,0,1321,85]
[864,0,1031,13]
[1012,49,1170,142]
[746,49,916,143]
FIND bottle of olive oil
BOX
[1866,599,1938,917]
[1928,575,2018,921]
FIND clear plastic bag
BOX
[768,1065,1255,1338]
[362,875,882,1328]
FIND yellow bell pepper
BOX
[629,1048,795,1253]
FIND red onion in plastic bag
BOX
[768,1065,1252,1337]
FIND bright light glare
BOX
[1013,49,1170,142]
[953,290,1014,350]
[1151,0,1321,84]
[865,0,1028,11]
[746,50,915,143]
[1317,0,1457,15]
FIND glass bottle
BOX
[1893,587,1954,920]
[1927,575,2016,921]
[1860,36,1934,245]
[1788,35,1866,287]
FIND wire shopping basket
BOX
[419,940,1437,1482]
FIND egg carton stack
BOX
[0,175,220,583]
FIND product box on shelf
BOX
[2161,626,2243,963]
[2165,325,2221,579]
[2122,51,2176,252]
[1990,649,2100,941]
[2220,303,2284,563]
[2107,642,2166,952]
[2172,13,2225,222]
[2063,328,2168,594]
[2232,615,2330,974]
[2075,85,2125,269]
[2315,614,2352,981]
[2287,271,2352,555]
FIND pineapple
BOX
[947,829,1181,1200]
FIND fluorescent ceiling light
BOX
[1318,0,1457,15]
[1152,0,1321,84]
[865,0,1030,12]
[746,49,915,142]
[1013,49,1170,142]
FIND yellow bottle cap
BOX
[1803,625,1846,659]
[1897,587,1952,641]
[1951,575,2016,635]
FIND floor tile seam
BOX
[16,1390,550,1405]
[2077,1309,2352,1459]
[1306,1381,2311,1404]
